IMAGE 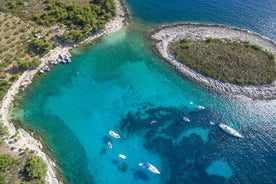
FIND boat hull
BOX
[219,123,243,138]
[139,162,160,174]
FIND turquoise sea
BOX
[13,0,276,183]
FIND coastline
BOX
[0,0,127,183]
[152,23,276,100]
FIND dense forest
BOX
[33,0,116,43]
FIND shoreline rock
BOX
[0,0,127,183]
[151,23,276,100]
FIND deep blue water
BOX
[127,0,276,41]
[12,0,276,184]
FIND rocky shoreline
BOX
[152,23,276,100]
[0,0,127,183]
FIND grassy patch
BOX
[169,38,276,85]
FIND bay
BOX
[12,0,276,183]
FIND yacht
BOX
[139,162,160,174]
[219,123,243,138]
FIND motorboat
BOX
[139,162,160,174]
[109,130,120,139]
[107,141,112,149]
[183,116,190,122]
[219,123,243,138]
[209,121,215,125]
[119,154,126,159]
[196,105,205,110]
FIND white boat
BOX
[139,162,160,174]
[183,117,190,122]
[107,141,112,149]
[150,120,157,125]
[219,123,243,138]
[109,130,120,139]
[119,154,126,159]
[209,121,215,125]
[196,105,205,110]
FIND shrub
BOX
[251,44,262,51]
[181,43,190,49]
[18,59,32,70]
[243,41,251,47]
[28,37,53,56]
[206,37,215,43]
[0,80,11,102]
[0,154,13,171]
[8,2,16,9]
[26,156,47,180]
[0,175,5,183]
[0,123,8,137]
[181,38,189,43]
[264,51,275,60]
[9,74,19,82]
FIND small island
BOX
[152,24,276,99]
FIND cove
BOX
[12,0,276,183]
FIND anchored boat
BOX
[183,116,190,122]
[219,123,243,138]
[139,162,160,174]
[107,141,112,149]
[109,130,120,138]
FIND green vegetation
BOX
[180,38,190,49]
[0,154,13,171]
[0,152,49,183]
[33,0,116,43]
[26,156,47,180]
[28,34,54,56]
[170,38,276,85]
[17,57,41,70]
[0,123,8,137]
[0,80,11,102]
[0,120,9,146]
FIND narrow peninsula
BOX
[152,24,276,100]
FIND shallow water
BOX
[12,0,276,183]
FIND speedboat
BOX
[109,130,120,139]
[196,105,205,110]
[139,162,160,174]
[183,117,190,122]
[209,121,215,125]
[119,154,126,159]
[219,123,243,138]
